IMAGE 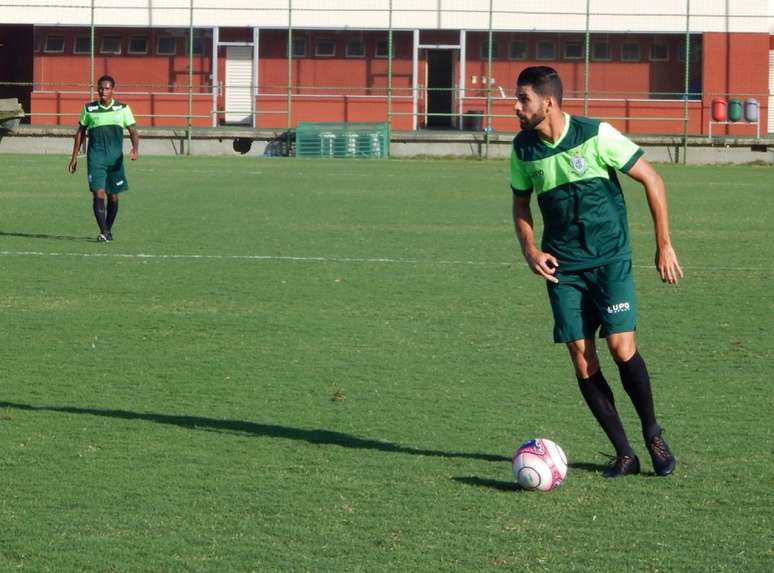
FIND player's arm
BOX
[128,125,139,161]
[626,157,683,284]
[512,194,559,283]
[68,125,86,174]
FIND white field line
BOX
[0,250,766,272]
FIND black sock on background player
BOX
[93,195,108,236]
[106,197,119,237]
[577,370,636,458]
[617,351,660,442]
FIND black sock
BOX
[92,196,107,234]
[578,370,635,458]
[617,351,660,442]
[106,198,119,231]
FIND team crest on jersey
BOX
[570,154,586,175]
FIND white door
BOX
[225,46,253,125]
[768,50,774,134]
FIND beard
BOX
[518,111,545,131]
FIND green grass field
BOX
[0,154,771,572]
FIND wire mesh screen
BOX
[0,1,770,143]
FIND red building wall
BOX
[29,27,769,136]
[701,32,769,136]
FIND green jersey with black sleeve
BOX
[510,113,644,272]
[78,99,136,164]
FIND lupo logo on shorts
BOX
[606,302,631,314]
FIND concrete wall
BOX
[1,127,771,164]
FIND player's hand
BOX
[130,148,139,161]
[526,249,560,283]
[655,244,683,284]
[67,159,77,174]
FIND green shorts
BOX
[546,259,637,343]
[87,156,129,194]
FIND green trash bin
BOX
[727,98,742,122]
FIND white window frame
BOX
[536,40,556,61]
[592,42,611,61]
[157,36,177,56]
[375,39,394,59]
[649,43,669,62]
[43,35,65,53]
[346,39,365,58]
[73,35,91,54]
[508,40,528,61]
[290,36,306,58]
[315,39,336,57]
[621,42,641,62]
[563,42,584,60]
[128,36,148,55]
[100,36,122,55]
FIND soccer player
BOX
[68,75,139,242]
[509,66,683,478]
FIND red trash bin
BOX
[711,97,727,122]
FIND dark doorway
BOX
[426,49,453,128]
[0,25,33,123]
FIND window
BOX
[536,41,556,60]
[157,36,176,55]
[509,40,527,60]
[592,42,611,61]
[346,39,365,58]
[44,35,65,53]
[100,36,121,55]
[649,43,669,61]
[74,36,91,54]
[563,42,584,60]
[480,39,498,59]
[128,36,148,55]
[316,39,335,57]
[621,42,640,62]
[375,39,394,58]
[290,36,306,58]
[185,36,205,56]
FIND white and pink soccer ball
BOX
[512,438,568,491]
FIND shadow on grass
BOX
[452,476,522,492]
[0,401,510,463]
[0,230,90,242]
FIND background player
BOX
[510,66,684,478]
[68,75,139,242]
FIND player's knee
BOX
[607,335,636,363]
[567,344,599,379]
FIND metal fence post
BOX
[187,0,193,155]
[287,0,293,130]
[484,0,493,159]
[387,0,393,129]
[584,0,590,116]
[682,0,690,164]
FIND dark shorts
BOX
[546,259,637,343]
[87,156,129,194]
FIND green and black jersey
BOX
[510,113,643,271]
[78,99,136,164]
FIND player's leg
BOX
[598,261,675,476]
[106,193,119,240]
[105,158,128,241]
[607,332,675,476]
[87,161,110,241]
[548,274,638,477]
[568,338,638,477]
[92,189,109,241]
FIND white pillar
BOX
[211,26,218,127]
[412,29,419,131]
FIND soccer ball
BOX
[512,438,568,491]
